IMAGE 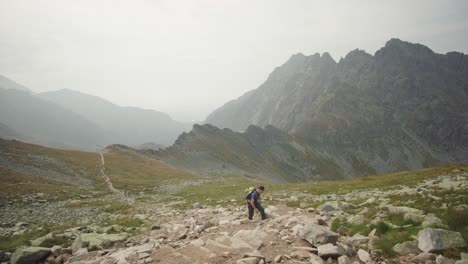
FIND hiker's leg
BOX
[247,202,254,220]
[255,201,267,220]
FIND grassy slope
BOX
[103,147,196,192]
[0,139,105,199]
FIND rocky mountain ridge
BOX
[206,39,468,177]
[149,124,342,182]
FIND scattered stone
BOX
[436,255,455,264]
[273,255,282,263]
[310,253,324,264]
[357,249,372,263]
[290,249,310,260]
[10,247,51,264]
[298,224,339,246]
[192,203,203,209]
[392,240,421,256]
[292,246,318,254]
[418,228,466,253]
[237,256,260,264]
[338,255,350,264]
[71,232,130,252]
[409,252,437,262]
[318,243,345,258]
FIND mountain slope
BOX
[0,87,107,150]
[0,74,32,92]
[39,89,191,146]
[206,39,468,177]
[149,124,342,182]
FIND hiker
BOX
[246,186,267,220]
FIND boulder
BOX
[409,253,437,262]
[318,201,358,213]
[422,214,443,228]
[392,240,421,255]
[317,243,345,258]
[290,249,310,260]
[418,228,466,253]
[237,257,260,264]
[30,232,55,247]
[436,255,455,264]
[338,255,350,264]
[71,232,129,252]
[233,229,271,249]
[11,247,51,264]
[298,224,339,246]
[310,253,324,264]
[357,249,372,263]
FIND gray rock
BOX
[318,243,345,258]
[357,249,372,263]
[338,255,350,264]
[392,240,421,255]
[237,257,260,264]
[422,214,443,228]
[0,251,11,262]
[192,203,203,209]
[71,232,129,252]
[418,228,466,253]
[10,247,51,264]
[436,255,455,264]
[409,252,437,262]
[310,253,324,264]
[298,224,339,246]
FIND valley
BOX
[0,139,466,263]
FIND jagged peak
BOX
[377,38,434,56]
[192,123,221,133]
[344,49,372,59]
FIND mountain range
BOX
[198,39,468,179]
[1,39,467,181]
[0,75,190,150]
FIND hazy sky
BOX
[1,0,468,122]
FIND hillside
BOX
[149,124,342,182]
[0,74,31,93]
[0,87,107,150]
[0,144,466,263]
[39,89,191,146]
[206,39,468,178]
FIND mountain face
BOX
[149,124,342,182]
[0,74,32,92]
[206,39,468,177]
[39,89,191,146]
[0,87,106,150]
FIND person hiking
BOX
[246,186,267,220]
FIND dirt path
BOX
[98,152,120,193]
[98,152,136,204]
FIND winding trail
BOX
[99,152,121,193]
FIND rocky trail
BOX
[99,152,120,194]
[1,170,466,264]
[98,152,135,205]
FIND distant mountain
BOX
[0,122,24,140]
[206,39,468,177]
[0,74,32,92]
[148,124,342,182]
[0,87,106,150]
[39,89,191,146]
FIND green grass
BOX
[104,149,196,192]
[0,229,48,252]
[374,226,420,258]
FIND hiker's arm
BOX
[250,199,258,210]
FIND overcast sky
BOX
[1,0,467,122]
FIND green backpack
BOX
[244,186,256,199]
